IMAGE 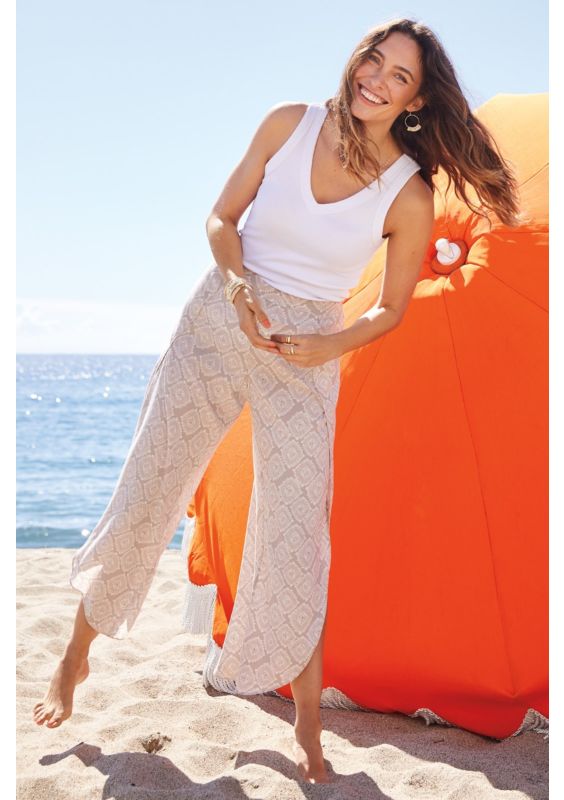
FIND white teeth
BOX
[359,85,386,105]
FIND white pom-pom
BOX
[435,238,462,265]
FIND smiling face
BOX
[351,31,426,122]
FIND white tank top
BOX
[238,102,421,301]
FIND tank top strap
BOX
[263,103,320,176]
[383,155,421,196]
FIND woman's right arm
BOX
[205,102,307,286]
[205,103,307,349]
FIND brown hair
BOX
[324,18,528,227]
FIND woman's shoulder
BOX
[385,168,434,235]
[396,165,433,206]
[258,101,314,164]
[264,101,311,132]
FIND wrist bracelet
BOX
[224,276,250,304]
[229,282,247,303]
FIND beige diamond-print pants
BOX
[69,263,345,695]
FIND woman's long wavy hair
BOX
[325,18,527,227]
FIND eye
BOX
[368,54,408,84]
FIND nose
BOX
[364,69,386,93]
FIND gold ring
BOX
[290,344,295,355]
[285,335,292,344]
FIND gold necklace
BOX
[327,113,402,174]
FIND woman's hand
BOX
[270,332,342,367]
[232,285,279,353]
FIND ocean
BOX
[16,353,187,550]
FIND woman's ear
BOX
[407,95,426,113]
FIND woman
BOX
[33,17,522,784]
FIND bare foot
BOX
[292,722,334,784]
[33,653,90,728]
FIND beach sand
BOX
[17,548,548,799]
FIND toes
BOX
[40,708,55,724]
[46,717,62,728]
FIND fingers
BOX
[241,287,271,328]
[247,328,279,351]
[272,340,305,364]
[234,287,309,360]
[241,315,279,352]
[269,333,300,347]
[235,288,279,352]
[253,301,271,329]
[269,334,301,357]
[269,335,319,367]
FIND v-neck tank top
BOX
[237,101,422,301]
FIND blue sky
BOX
[16,0,548,353]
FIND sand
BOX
[17,548,548,799]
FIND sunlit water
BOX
[16,354,186,549]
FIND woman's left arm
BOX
[332,178,435,357]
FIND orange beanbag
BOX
[183,92,548,740]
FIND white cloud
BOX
[16,297,184,354]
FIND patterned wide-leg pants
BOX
[69,263,345,695]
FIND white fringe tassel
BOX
[179,514,549,741]
[180,516,217,635]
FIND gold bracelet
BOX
[224,276,250,303]
[229,282,247,303]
